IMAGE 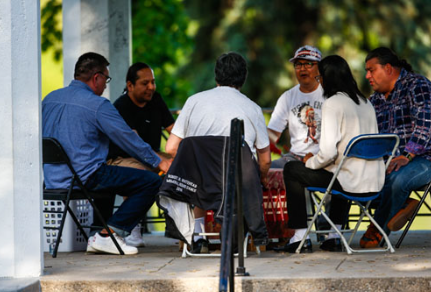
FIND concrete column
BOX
[0,0,43,278]
[63,0,132,102]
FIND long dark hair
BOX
[365,47,413,73]
[318,55,366,105]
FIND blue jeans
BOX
[271,152,303,168]
[374,157,431,233]
[85,164,162,237]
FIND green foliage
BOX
[41,0,62,61]
[314,0,431,95]
[131,0,193,108]
[180,0,322,107]
[40,0,431,107]
[181,0,431,106]
[40,0,63,98]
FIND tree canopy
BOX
[42,0,431,108]
[131,0,193,107]
[179,0,431,106]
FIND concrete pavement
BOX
[37,230,431,292]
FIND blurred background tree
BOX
[131,0,193,107]
[40,0,63,98]
[180,0,431,106]
[41,0,431,107]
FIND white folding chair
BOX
[296,134,400,254]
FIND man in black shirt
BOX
[106,62,175,247]
[108,62,175,169]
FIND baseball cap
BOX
[289,45,322,63]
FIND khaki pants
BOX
[106,156,152,171]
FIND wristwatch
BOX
[403,151,414,162]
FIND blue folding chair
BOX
[296,134,400,254]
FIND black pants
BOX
[284,161,350,229]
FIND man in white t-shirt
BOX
[268,45,325,168]
[166,52,271,253]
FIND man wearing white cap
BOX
[268,45,324,167]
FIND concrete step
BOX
[0,278,39,292]
[39,231,431,292]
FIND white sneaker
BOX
[86,235,98,253]
[92,232,138,255]
[125,224,146,247]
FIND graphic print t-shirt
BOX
[268,84,324,156]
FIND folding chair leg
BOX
[395,187,430,248]
[304,189,320,242]
[296,193,325,254]
[347,201,370,246]
[181,243,188,258]
[182,232,254,258]
[359,207,395,253]
[299,192,394,255]
[298,199,354,255]
[318,207,354,255]
[414,190,431,211]
[369,217,394,252]
[182,232,221,258]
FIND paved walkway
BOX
[37,230,431,292]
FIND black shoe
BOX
[320,238,342,252]
[191,239,209,254]
[253,237,270,247]
[273,239,313,253]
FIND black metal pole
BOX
[235,121,248,276]
[219,118,243,292]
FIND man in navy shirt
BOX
[42,52,171,255]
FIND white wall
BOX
[0,0,43,277]
[63,0,132,102]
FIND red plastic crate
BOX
[263,169,294,239]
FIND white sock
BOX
[193,217,206,242]
[289,228,309,244]
[131,224,141,237]
[327,225,342,239]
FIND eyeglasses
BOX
[96,72,112,84]
[315,75,321,82]
[294,62,316,69]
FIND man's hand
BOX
[387,155,409,174]
[303,152,314,163]
[261,174,269,189]
[269,141,282,155]
[257,145,271,188]
[157,155,173,173]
